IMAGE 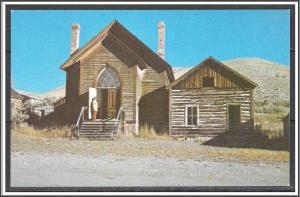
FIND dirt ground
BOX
[10,131,290,187]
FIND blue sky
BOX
[11,10,290,93]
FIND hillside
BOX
[41,86,65,99]
[222,58,290,103]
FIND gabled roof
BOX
[170,56,258,88]
[11,88,24,100]
[60,20,175,82]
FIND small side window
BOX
[203,77,214,87]
[186,106,198,126]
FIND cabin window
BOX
[203,77,214,87]
[186,106,198,126]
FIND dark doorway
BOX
[228,105,241,132]
[97,89,120,119]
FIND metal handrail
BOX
[74,106,88,136]
[76,106,87,127]
[115,106,125,138]
[115,106,123,125]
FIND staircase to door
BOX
[77,119,119,140]
[73,106,124,140]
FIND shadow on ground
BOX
[202,131,289,151]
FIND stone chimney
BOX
[157,21,165,59]
[70,23,80,55]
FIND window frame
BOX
[185,105,199,126]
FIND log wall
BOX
[170,88,253,136]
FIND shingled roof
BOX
[60,20,175,82]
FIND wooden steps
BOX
[75,119,120,140]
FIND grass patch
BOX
[205,148,289,162]
[12,123,72,138]
[11,127,289,162]
[255,112,288,139]
[137,124,170,140]
[138,124,157,139]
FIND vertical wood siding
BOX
[173,62,251,89]
[65,62,80,103]
[139,67,169,132]
[78,45,137,123]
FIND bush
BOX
[11,107,29,127]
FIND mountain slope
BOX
[41,86,65,99]
[222,58,289,103]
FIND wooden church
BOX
[54,20,257,138]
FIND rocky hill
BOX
[223,58,289,103]
[40,86,65,100]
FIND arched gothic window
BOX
[97,67,120,88]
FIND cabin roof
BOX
[60,20,175,82]
[170,56,258,88]
[11,88,24,100]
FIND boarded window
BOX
[203,77,214,87]
[186,106,198,126]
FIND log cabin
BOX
[169,57,257,137]
[55,20,257,138]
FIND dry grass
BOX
[12,123,72,138]
[255,113,286,139]
[11,128,289,163]
[11,123,289,163]
[137,124,170,140]
[205,148,289,162]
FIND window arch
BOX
[97,67,120,88]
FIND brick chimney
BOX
[70,23,80,55]
[157,21,165,59]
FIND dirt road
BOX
[10,131,289,187]
[11,151,289,187]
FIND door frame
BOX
[226,103,242,131]
[93,64,123,119]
